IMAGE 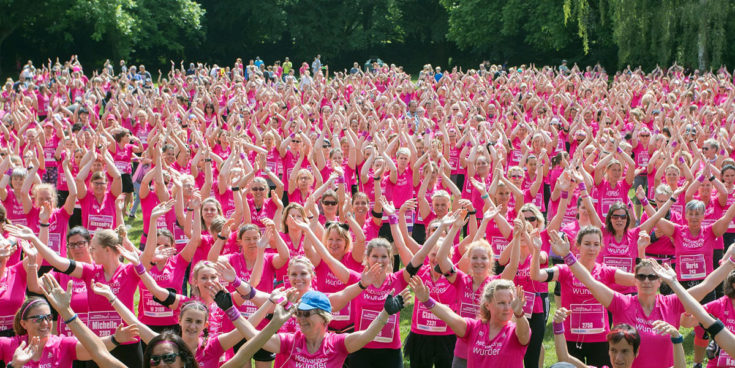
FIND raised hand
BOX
[399,199,417,214]
[12,338,39,367]
[380,198,396,216]
[90,279,115,301]
[548,229,571,257]
[651,320,681,339]
[650,262,677,285]
[4,224,36,241]
[289,214,310,230]
[361,263,383,286]
[152,246,176,263]
[552,307,570,324]
[213,259,239,283]
[637,232,651,256]
[408,275,430,303]
[113,323,139,344]
[39,274,72,311]
[151,200,175,218]
[510,285,526,317]
[115,245,141,266]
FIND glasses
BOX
[296,309,316,318]
[292,140,301,144]
[610,214,627,220]
[703,147,710,151]
[68,241,88,249]
[524,217,537,223]
[509,174,523,179]
[149,352,179,366]
[251,187,266,192]
[635,274,659,281]
[640,134,650,138]
[323,200,338,206]
[25,313,52,323]
[92,181,107,187]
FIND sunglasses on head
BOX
[635,274,659,281]
[150,352,179,366]
[296,309,317,318]
[610,214,627,220]
[25,313,52,323]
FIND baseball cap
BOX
[298,291,332,313]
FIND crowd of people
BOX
[1,55,735,368]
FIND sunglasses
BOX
[524,217,537,223]
[610,214,627,220]
[640,134,650,137]
[292,140,301,143]
[251,187,266,192]
[296,309,316,318]
[150,352,179,366]
[323,201,338,206]
[25,313,52,323]
[635,274,659,281]
[509,174,523,179]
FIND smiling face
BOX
[367,245,391,273]
[325,228,348,259]
[20,303,53,340]
[288,262,313,293]
[178,308,207,340]
[192,266,218,297]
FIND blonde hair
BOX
[190,261,218,298]
[479,279,515,322]
[323,224,352,254]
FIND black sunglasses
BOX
[323,200,338,206]
[524,217,537,223]
[150,352,179,366]
[251,187,266,192]
[610,214,627,220]
[296,309,317,318]
[25,313,53,323]
[635,274,659,281]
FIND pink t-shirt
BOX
[351,270,408,349]
[410,267,457,336]
[224,252,279,330]
[113,143,135,174]
[80,263,140,337]
[450,272,500,359]
[54,271,89,336]
[248,197,278,234]
[557,263,617,342]
[599,226,640,294]
[314,261,360,330]
[702,296,735,368]
[0,335,78,368]
[276,331,349,368]
[0,263,27,333]
[460,318,527,368]
[594,180,631,219]
[138,253,188,326]
[385,167,413,209]
[671,224,716,281]
[80,192,118,235]
[196,336,226,368]
[608,293,685,368]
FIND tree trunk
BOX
[697,0,707,70]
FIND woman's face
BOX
[149,341,183,368]
[288,263,313,293]
[296,308,326,337]
[396,153,410,169]
[607,163,622,181]
[20,304,52,339]
[250,182,267,201]
[578,233,602,259]
[67,234,91,261]
[610,209,628,232]
[179,309,207,339]
[353,197,369,216]
[89,240,115,264]
[297,174,311,189]
[367,246,391,272]
[10,175,23,190]
[475,158,490,175]
[432,197,450,217]
[633,265,661,296]
[286,209,304,228]
[608,338,637,368]
[322,196,338,215]
[665,169,679,184]
[35,188,53,208]
[699,181,713,196]
[495,187,510,205]
[485,289,514,323]
[685,208,704,229]
[194,267,218,296]
[326,229,347,258]
[723,169,735,185]
[201,202,218,223]
[508,170,523,186]
[240,229,260,256]
[469,248,491,275]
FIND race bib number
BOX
[238,300,258,319]
[522,291,536,318]
[0,315,14,331]
[142,289,174,318]
[88,214,114,233]
[603,256,634,273]
[114,160,130,173]
[491,237,510,259]
[719,351,735,367]
[59,313,89,336]
[570,304,605,334]
[360,309,396,343]
[679,254,707,280]
[416,302,447,333]
[332,301,351,322]
[88,311,123,337]
[460,302,479,319]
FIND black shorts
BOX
[235,337,275,361]
[349,348,403,368]
[121,173,134,193]
[404,332,456,368]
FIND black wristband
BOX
[61,259,77,275]
[217,234,227,240]
[39,223,50,227]
[705,319,726,337]
[357,280,367,290]
[669,197,677,203]
[406,262,421,277]
[204,158,212,163]
[371,209,383,219]
[710,175,716,182]
[467,210,477,215]
[231,186,240,192]
[110,335,121,346]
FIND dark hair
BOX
[607,323,641,355]
[604,202,631,236]
[721,164,735,176]
[576,225,603,246]
[14,297,49,335]
[66,226,91,243]
[143,331,197,368]
[724,270,735,299]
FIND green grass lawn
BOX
[125,211,700,367]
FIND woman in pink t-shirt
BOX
[76,152,123,235]
[592,150,635,220]
[233,289,406,368]
[552,309,686,368]
[549,229,735,368]
[411,277,530,368]
[0,297,137,368]
[0,165,36,228]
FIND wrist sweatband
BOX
[706,319,726,338]
[225,306,240,321]
[388,215,398,225]
[231,186,240,192]
[672,141,678,148]
[134,263,146,275]
[671,335,684,344]
[563,253,577,266]
[61,260,77,275]
[284,302,295,311]
[240,285,257,300]
[728,256,735,265]
[373,176,381,181]
[231,277,242,289]
[153,288,178,307]
[336,176,345,184]
[552,322,565,335]
[63,314,78,325]
[669,196,677,203]
[4,169,11,176]
[358,280,367,289]
[698,175,705,183]
[405,262,421,277]
[578,183,586,192]
[422,297,436,309]
[710,176,716,182]
[678,156,685,164]
[481,193,490,199]
[640,197,649,206]
[617,147,623,153]
[561,191,569,199]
